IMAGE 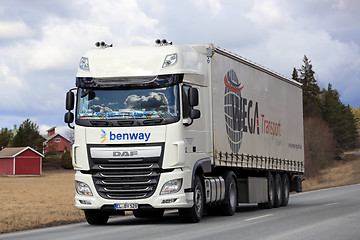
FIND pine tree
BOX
[351,107,360,147]
[297,55,321,117]
[292,67,299,81]
[320,84,358,155]
[11,119,44,152]
[0,128,13,149]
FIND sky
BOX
[0,0,359,136]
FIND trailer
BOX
[65,40,304,224]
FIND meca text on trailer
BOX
[64,40,304,224]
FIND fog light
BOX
[79,200,92,205]
[75,181,93,196]
[161,198,177,204]
[160,179,182,195]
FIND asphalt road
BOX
[2,184,360,240]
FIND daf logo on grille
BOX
[113,151,138,157]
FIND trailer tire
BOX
[84,210,109,225]
[258,172,275,209]
[220,171,237,216]
[281,173,290,207]
[179,175,204,223]
[273,173,282,208]
[133,209,165,218]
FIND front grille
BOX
[92,163,160,199]
[88,144,163,200]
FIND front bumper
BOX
[75,168,194,210]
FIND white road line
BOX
[244,214,273,221]
[323,202,339,206]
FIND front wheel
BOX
[179,175,204,223]
[84,210,109,225]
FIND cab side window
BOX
[182,85,191,118]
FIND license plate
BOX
[114,203,138,210]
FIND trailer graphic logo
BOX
[100,129,151,143]
[100,129,107,143]
[224,70,260,153]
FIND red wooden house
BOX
[0,146,43,175]
[43,127,71,155]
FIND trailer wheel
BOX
[179,175,204,223]
[273,173,282,208]
[258,172,275,209]
[220,171,237,216]
[84,210,109,225]
[281,173,290,207]
[133,209,165,218]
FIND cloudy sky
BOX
[0,0,359,135]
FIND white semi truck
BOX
[64,40,304,224]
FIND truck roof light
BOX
[79,57,90,71]
[95,41,113,48]
[155,39,173,46]
[162,53,177,68]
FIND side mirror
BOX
[190,109,200,119]
[64,112,74,123]
[66,91,75,111]
[189,87,199,106]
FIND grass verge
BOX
[303,155,360,191]
[0,171,83,233]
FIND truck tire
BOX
[133,209,165,218]
[280,173,290,207]
[84,210,109,225]
[179,175,204,223]
[258,172,275,209]
[273,173,282,208]
[220,171,238,216]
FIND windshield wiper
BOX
[117,119,135,126]
[90,120,110,126]
[143,110,167,125]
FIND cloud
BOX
[124,92,169,111]
[0,21,33,39]
[0,0,161,130]
[0,0,360,133]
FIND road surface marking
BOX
[323,202,338,206]
[244,214,273,221]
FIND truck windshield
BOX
[76,85,179,123]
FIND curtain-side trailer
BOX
[65,41,304,224]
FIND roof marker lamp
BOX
[75,181,93,196]
[162,53,177,68]
[79,57,90,71]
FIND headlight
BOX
[162,53,177,68]
[160,179,182,195]
[75,181,93,196]
[79,57,90,71]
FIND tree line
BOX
[0,119,44,153]
[293,56,359,176]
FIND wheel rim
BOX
[269,180,274,202]
[229,181,237,209]
[276,178,281,200]
[194,185,202,215]
[284,178,289,199]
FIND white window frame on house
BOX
[55,138,61,143]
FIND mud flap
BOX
[290,176,302,193]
